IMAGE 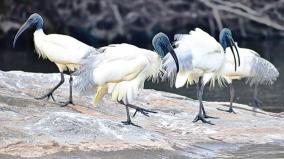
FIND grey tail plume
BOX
[73,50,102,95]
[246,57,279,86]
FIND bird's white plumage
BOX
[206,47,279,86]
[74,43,162,104]
[163,28,225,88]
[220,48,255,80]
[33,29,95,71]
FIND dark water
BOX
[0,40,283,112]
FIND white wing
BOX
[221,47,258,78]
[34,30,94,65]
[174,28,221,57]
[74,44,161,104]
[163,28,224,88]
[209,47,278,86]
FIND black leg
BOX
[198,79,217,119]
[193,76,214,125]
[60,75,75,107]
[196,82,199,99]
[35,72,65,102]
[218,83,236,114]
[123,104,131,122]
[253,84,262,107]
[227,83,236,113]
[120,102,141,127]
[70,75,73,102]
[128,104,157,117]
[118,101,157,117]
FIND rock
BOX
[0,70,283,158]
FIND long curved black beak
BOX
[230,38,240,66]
[13,22,31,48]
[228,38,240,71]
[167,45,179,73]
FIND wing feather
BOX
[74,44,149,96]
[38,34,95,64]
[163,28,222,88]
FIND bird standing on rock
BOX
[204,47,279,113]
[74,33,179,127]
[162,28,240,124]
[13,13,96,106]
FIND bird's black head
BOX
[152,32,179,73]
[219,28,240,71]
[219,28,232,50]
[13,13,44,48]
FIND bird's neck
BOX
[35,19,43,30]
[33,29,46,46]
[34,29,45,37]
[33,29,47,59]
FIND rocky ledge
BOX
[0,71,283,158]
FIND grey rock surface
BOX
[0,71,283,158]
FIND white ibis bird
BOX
[162,28,240,124]
[204,47,279,113]
[73,33,179,126]
[13,13,96,106]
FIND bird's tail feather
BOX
[73,51,102,96]
[203,73,228,89]
[246,57,279,86]
[209,74,228,89]
[108,79,141,104]
[93,85,108,104]
[161,54,178,87]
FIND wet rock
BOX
[0,70,283,158]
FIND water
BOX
[1,40,283,112]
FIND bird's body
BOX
[74,33,179,126]
[217,47,278,85]
[33,29,94,72]
[13,13,96,106]
[163,28,240,124]
[164,29,225,87]
[204,47,279,111]
[75,43,162,105]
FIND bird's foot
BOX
[132,107,157,117]
[126,104,157,117]
[226,107,237,114]
[35,92,56,102]
[121,120,141,128]
[203,113,219,119]
[193,114,214,125]
[59,100,74,107]
[217,108,236,114]
[254,98,263,108]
